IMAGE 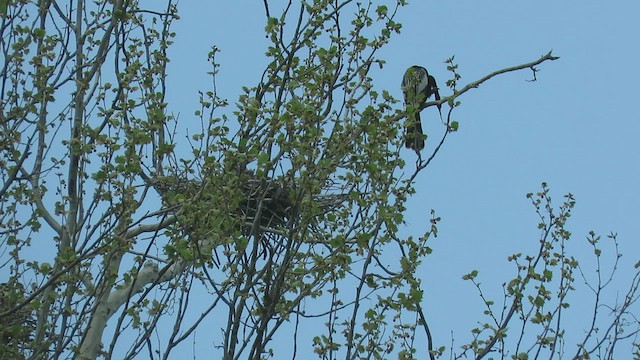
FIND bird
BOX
[401,65,442,152]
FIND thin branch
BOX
[425,50,560,111]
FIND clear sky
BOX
[164,0,640,356]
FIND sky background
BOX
[162,0,640,356]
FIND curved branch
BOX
[417,304,436,360]
[424,50,560,111]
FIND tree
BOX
[0,1,637,359]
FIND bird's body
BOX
[401,65,441,152]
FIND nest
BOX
[0,282,34,351]
[149,174,348,233]
[239,178,293,229]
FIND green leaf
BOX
[0,0,7,17]
[376,5,388,18]
[462,270,479,280]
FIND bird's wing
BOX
[414,67,429,98]
[428,75,443,118]
[402,66,429,103]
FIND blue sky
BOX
[163,0,640,356]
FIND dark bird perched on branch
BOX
[401,65,442,152]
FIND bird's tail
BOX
[405,112,424,152]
